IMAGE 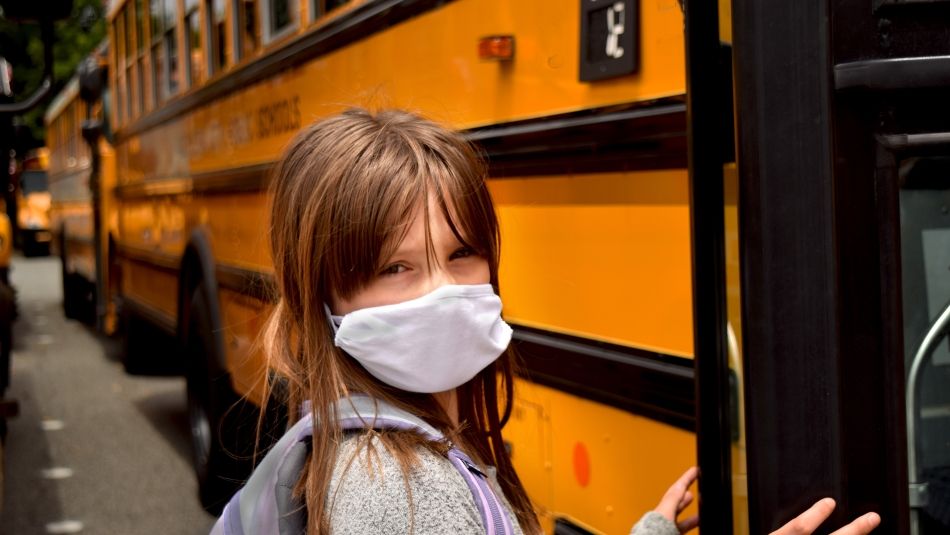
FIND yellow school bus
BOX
[101,0,697,531]
[17,148,52,257]
[46,65,119,328]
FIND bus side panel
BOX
[118,260,179,320]
[119,0,685,180]
[505,380,696,535]
[218,288,273,407]
[98,137,120,332]
[198,193,272,269]
[489,171,694,358]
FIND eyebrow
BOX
[389,237,466,258]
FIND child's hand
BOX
[654,466,699,533]
[653,470,880,535]
[770,498,880,535]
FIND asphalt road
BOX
[0,255,216,534]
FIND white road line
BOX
[40,419,65,431]
[40,467,74,480]
[45,520,84,533]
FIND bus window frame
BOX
[205,0,228,78]
[148,0,180,104]
[309,0,321,22]
[232,0,260,63]
[150,0,165,105]
[135,0,148,116]
[260,0,298,45]
[310,0,350,24]
[115,12,127,127]
[185,0,204,87]
[125,7,136,121]
[165,0,180,99]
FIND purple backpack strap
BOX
[211,412,317,535]
[211,396,515,535]
[446,446,515,535]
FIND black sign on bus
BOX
[579,0,639,82]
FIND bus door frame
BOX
[682,0,734,532]
[704,0,950,533]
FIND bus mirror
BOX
[0,0,73,114]
[81,119,102,145]
[78,56,107,104]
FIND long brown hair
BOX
[261,108,540,534]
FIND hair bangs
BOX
[327,121,499,301]
[325,131,426,301]
[423,148,498,275]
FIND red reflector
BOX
[478,35,515,61]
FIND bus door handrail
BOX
[906,299,950,534]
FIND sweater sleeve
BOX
[630,511,680,535]
[326,435,508,535]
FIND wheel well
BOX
[57,223,68,260]
[178,229,227,374]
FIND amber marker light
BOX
[478,35,515,61]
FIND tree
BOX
[0,0,106,151]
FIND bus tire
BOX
[0,282,13,394]
[185,284,256,514]
[60,232,77,320]
[120,306,150,374]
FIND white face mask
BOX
[328,284,513,393]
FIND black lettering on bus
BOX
[256,96,302,139]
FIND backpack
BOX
[210,395,515,535]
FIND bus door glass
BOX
[900,156,950,535]
[717,0,748,530]
[724,161,747,535]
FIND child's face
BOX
[330,196,490,315]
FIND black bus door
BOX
[686,0,950,533]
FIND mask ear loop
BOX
[323,303,344,333]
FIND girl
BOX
[213,108,880,535]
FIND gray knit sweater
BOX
[326,433,678,535]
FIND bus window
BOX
[20,169,48,196]
[125,7,134,120]
[135,0,146,114]
[206,0,227,75]
[151,0,165,104]
[233,0,259,62]
[165,0,179,97]
[263,0,295,42]
[151,46,165,105]
[136,59,146,114]
[185,0,203,86]
[150,0,179,102]
[313,0,349,20]
[325,0,349,12]
[135,0,145,52]
[115,13,126,126]
[900,157,950,535]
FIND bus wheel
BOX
[60,234,76,320]
[120,307,152,374]
[0,282,13,394]
[185,284,255,514]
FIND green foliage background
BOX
[0,0,106,151]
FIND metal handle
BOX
[0,17,54,115]
[906,299,950,534]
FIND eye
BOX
[449,246,478,261]
[379,263,408,276]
